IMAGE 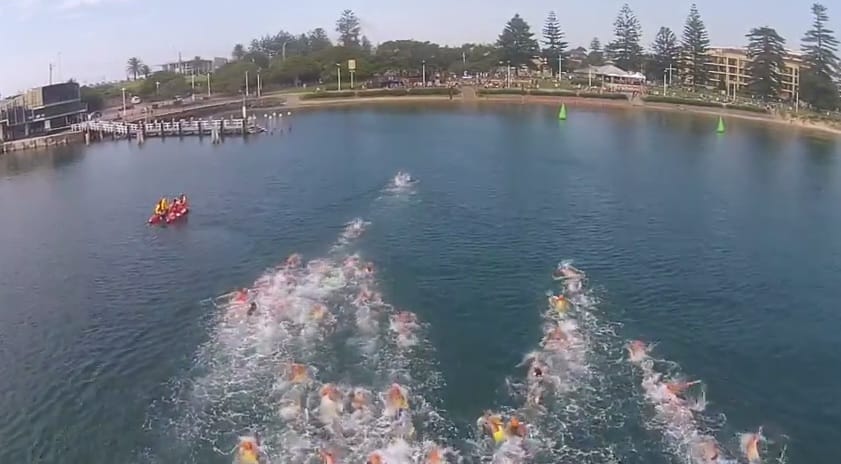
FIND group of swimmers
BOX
[627,340,765,464]
[475,262,588,457]
[223,220,449,464]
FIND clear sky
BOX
[0,0,827,95]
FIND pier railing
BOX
[70,119,250,137]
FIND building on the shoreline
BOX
[0,82,87,142]
[706,47,802,100]
[159,57,228,75]
[572,64,646,91]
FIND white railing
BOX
[71,119,248,136]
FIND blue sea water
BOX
[0,105,839,463]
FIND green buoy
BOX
[558,104,567,120]
[716,116,726,133]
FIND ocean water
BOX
[0,104,839,464]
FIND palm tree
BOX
[140,64,151,79]
[232,44,245,60]
[126,57,143,80]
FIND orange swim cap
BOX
[241,440,255,451]
[510,417,521,427]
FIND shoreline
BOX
[275,94,841,138]
[3,94,839,154]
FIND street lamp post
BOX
[665,65,676,87]
[558,54,562,80]
[336,63,342,91]
[191,72,196,102]
[282,42,288,62]
[155,81,160,95]
[506,60,511,88]
[245,71,249,97]
[422,60,426,86]
[121,87,126,118]
[207,72,212,96]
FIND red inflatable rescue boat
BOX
[148,206,189,225]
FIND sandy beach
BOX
[273,93,841,138]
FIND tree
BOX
[496,14,540,70]
[80,86,105,111]
[140,64,151,79]
[681,3,711,86]
[308,28,332,53]
[269,55,321,85]
[587,37,604,65]
[126,57,143,80]
[745,26,787,100]
[606,3,643,71]
[800,3,840,110]
[541,11,568,75]
[652,27,679,81]
[336,9,361,48]
[232,44,246,60]
[361,36,373,55]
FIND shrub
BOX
[477,88,525,96]
[642,95,721,108]
[299,91,356,100]
[356,89,409,97]
[577,92,627,100]
[406,87,461,96]
[529,89,577,97]
[725,104,769,114]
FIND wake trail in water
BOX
[470,262,635,464]
[626,340,789,464]
[143,172,457,464]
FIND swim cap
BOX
[510,417,520,427]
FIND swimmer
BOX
[320,383,341,401]
[236,436,262,464]
[565,277,583,294]
[691,436,721,463]
[311,303,327,321]
[364,262,375,274]
[741,428,762,463]
[395,310,418,326]
[479,411,506,443]
[319,383,344,423]
[233,288,248,303]
[426,446,444,464]
[288,363,309,383]
[349,388,369,412]
[247,302,258,317]
[553,262,584,280]
[506,417,527,439]
[666,380,701,398]
[386,383,409,415]
[626,340,649,363]
[367,452,384,464]
[548,294,570,314]
[520,352,547,381]
[542,324,569,351]
[319,449,337,464]
[285,253,302,268]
